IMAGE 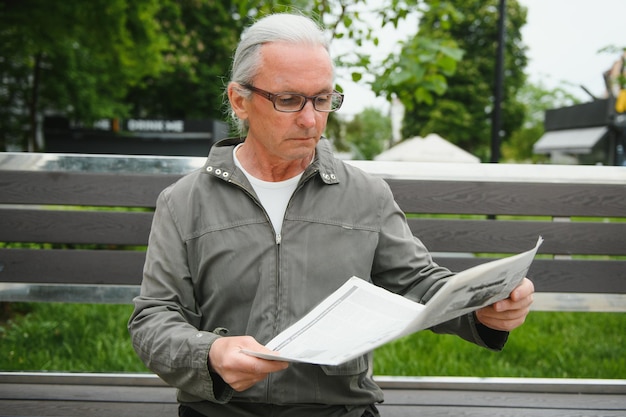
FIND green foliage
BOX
[394,0,529,161]
[325,1,464,110]
[0,0,169,151]
[1,0,544,161]
[373,37,464,107]
[125,1,248,120]
[325,112,349,153]
[502,124,548,163]
[344,107,392,160]
[2,0,466,151]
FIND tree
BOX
[344,107,391,160]
[125,0,259,121]
[1,0,465,151]
[381,0,528,161]
[0,0,169,151]
[307,0,465,156]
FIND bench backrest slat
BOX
[0,248,145,286]
[1,249,622,295]
[388,179,626,218]
[409,219,626,256]
[441,257,624,294]
[1,170,179,207]
[4,210,624,255]
[1,209,153,246]
[0,209,153,245]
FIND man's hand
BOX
[475,278,535,331]
[208,336,289,392]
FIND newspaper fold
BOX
[242,236,543,366]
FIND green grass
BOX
[0,303,624,378]
[374,310,626,378]
[0,303,148,372]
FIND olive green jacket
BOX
[128,137,506,413]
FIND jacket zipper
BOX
[229,169,318,403]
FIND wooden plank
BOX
[408,218,626,255]
[435,257,626,294]
[1,374,622,417]
[0,208,153,245]
[0,248,145,285]
[374,405,623,417]
[0,381,178,417]
[527,259,626,294]
[0,400,179,417]
[0,170,181,207]
[3,209,624,256]
[1,249,623,293]
[0,400,617,417]
[388,179,626,218]
[0,383,175,403]
[0,383,623,417]
[2,171,625,217]
[382,389,626,412]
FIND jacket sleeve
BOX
[370,181,508,351]
[127,188,234,403]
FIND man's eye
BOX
[316,95,331,104]
[277,95,302,106]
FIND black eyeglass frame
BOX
[241,84,344,113]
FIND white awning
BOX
[533,127,608,154]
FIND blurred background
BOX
[1,0,625,164]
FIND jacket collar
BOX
[202,137,340,185]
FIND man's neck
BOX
[235,143,314,182]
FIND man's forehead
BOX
[256,42,334,89]
[260,41,329,59]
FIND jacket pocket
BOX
[321,354,368,376]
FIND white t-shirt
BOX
[234,146,302,235]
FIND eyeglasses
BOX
[242,84,344,113]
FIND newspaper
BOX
[242,236,543,366]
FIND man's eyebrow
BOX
[279,86,334,95]
[309,88,335,95]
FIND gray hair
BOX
[226,13,332,134]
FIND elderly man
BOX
[128,13,534,417]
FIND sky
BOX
[336,0,625,117]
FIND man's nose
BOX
[296,100,317,127]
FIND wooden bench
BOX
[1,371,625,417]
[1,151,625,416]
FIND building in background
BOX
[533,98,625,166]
[43,117,229,157]
[534,51,626,166]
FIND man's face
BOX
[239,42,334,163]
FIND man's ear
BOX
[228,83,249,121]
